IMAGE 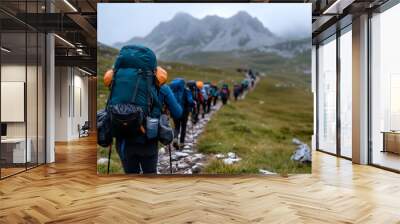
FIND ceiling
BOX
[0,0,97,75]
[309,0,391,43]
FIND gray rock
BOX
[194,153,204,159]
[292,138,302,145]
[183,169,193,174]
[259,169,276,175]
[183,157,195,165]
[190,156,201,163]
[192,163,203,173]
[175,152,189,159]
[291,144,312,163]
[227,152,236,159]
[97,158,109,165]
[185,137,194,143]
[215,153,225,159]
[158,155,168,161]
[182,149,192,154]
[223,157,241,165]
[177,161,190,169]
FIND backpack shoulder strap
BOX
[130,70,141,104]
[144,72,161,116]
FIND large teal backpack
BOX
[107,45,161,139]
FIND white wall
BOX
[54,67,89,141]
[1,65,37,138]
[55,67,69,141]
[1,65,25,136]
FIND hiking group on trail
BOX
[97,45,258,174]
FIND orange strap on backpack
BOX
[156,66,168,86]
[103,69,114,87]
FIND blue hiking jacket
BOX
[201,87,209,101]
[158,85,183,119]
[184,88,195,112]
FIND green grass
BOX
[96,44,312,175]
[197,71,312,175]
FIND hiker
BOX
[196,81,207,118]
[210,83,219,106]
[187,80,200,124]
[248,69,255,80]
[233,84,242,101]
[156,68,183,119]
[248,69,256,88]
[241,79,249,91]
[220,84,230,105]
[203,82,212,113]
[104,45,182,174]
[169,78,195,150]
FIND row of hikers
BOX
[233,69,257,101]
[97,45,256,174]
[170,79,231,151]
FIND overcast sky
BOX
[98,3,311,46]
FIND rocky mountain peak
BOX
[113,11,281,61]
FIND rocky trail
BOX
[157,80,258,175]
[157,103,222,174]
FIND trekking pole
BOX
[168,144,173,174]
[107,143,112,175]
[191,119,195,145]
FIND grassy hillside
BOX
[197,72,312,175]
[97,43,312,175]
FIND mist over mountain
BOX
[113,11,282,61]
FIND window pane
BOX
[318,37,337,154]
[371,4,400,171]
[1,31,27,177]
[340,29,352,158]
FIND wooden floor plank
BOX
[0,136,399,223]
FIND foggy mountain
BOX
[113,11,281,61]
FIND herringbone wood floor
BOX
[0,136,400,223]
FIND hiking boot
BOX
[172,138,179,150]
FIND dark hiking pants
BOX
[206,98,212,113]
[116,139,158,174]
[174,113,189,144]
[212,96,217,106]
